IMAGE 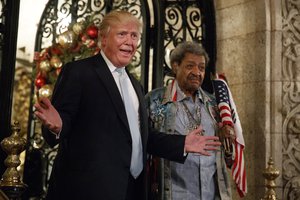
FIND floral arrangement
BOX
[33,18,100,100]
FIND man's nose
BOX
[192,66,201,76]
[125,34,134,45]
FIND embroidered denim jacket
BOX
[145,83,232,200]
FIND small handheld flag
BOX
[212,73,247,198]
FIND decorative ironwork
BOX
[164,2,203,52]
[36,0,107,50]
[163,1,203,76]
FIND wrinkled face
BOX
[101,22,140,67]
[173,53,206,97]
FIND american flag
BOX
[212,73,247,198]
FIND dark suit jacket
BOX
[42,54,186,200]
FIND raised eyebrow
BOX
[198,64,206,69]
[186,61,201,65]
[131,31,140,36]
[117,31,127,35]
[185,61,206,68]
[118,31,140,37]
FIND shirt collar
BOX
[100,50,125,73]
[175,81,203,103]
[162,79,204,104]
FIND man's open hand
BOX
[34,97,62,134]
[184,126,221,156]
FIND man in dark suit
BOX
[34,10,221,200]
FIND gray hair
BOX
[170,41,209,66]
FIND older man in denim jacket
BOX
[146,41,233,200]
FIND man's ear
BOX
[100,35,107,47]
[172,62,178,75]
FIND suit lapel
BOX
[93,54,130,133]
[93,54,147,153]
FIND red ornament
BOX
[35,76,46,88]
[39,49,50,61]
[51,45,63,55]
[80,34,87,42]
[86,25,98,39]
[70,42,82,53]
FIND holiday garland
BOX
[34,19,100,100]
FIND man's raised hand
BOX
[34,97,62,134]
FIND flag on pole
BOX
[211,73,247,198]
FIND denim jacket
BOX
[145,81,232,200]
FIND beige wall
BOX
[215,0,285,199]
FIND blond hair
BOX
[99,10,142,37]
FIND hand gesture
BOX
[34,97,62,134]
[184,126,221,156]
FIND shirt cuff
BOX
[49,128,61,139]
[183,148,188,156]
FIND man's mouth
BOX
[120,49,133,56]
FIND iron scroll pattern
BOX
[163,2,203,77]
[164,2,203,50]
[282,0,300,199]
[26,0,144,199]
[35,0,106,50]
[159,0,216,94]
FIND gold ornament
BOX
[57,30,75,49]
[72,22,85,35]
[39,60,51,72]
[50,55,63,69]
[38,84,53,99]
[83,39,93,47]
[261,157,280,200]
[0,121,27,198]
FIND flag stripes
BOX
[212,74,247,198]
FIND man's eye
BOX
[118,32,126,37]
[199,66,205,71]
[131,34,138,39]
